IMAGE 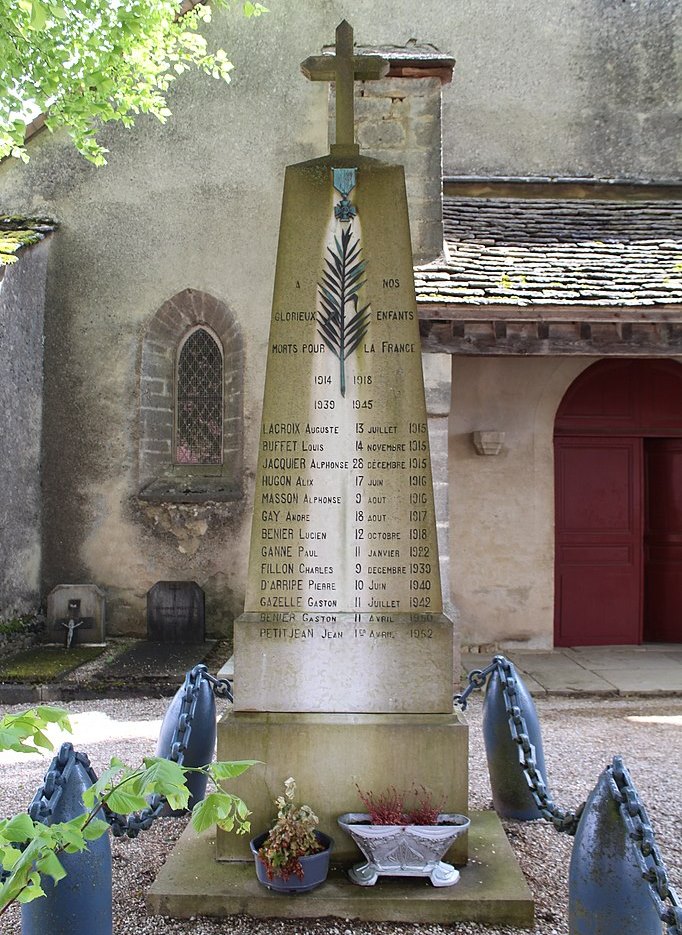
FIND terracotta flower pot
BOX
[337,812,469,886]
[250,830,333,893]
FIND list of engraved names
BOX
[247,302,441,615]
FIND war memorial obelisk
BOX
[215,20,468,867]
[150,26,533,922]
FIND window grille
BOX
[175,328,223,465]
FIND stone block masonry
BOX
[330,74,446,264]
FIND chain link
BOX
[453,659,498,710]
[1,666,229,885]
[203,671,234,703]
[457,654,681,931]
[26,743,94,823]
[609,756,682,935]
[0,742,89,883]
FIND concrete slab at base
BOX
[147,810,533,927]
[217,708,468,864]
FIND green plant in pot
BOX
[338,784,469,887]
[250,777,333,893]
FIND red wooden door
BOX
[554,437,643,646]
[644,439,682,642]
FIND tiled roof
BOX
[415,198,682,308]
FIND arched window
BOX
[138,289,243,502]
[175,327,224,465]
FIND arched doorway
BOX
[554,359,682,646]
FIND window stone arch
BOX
[138,288,243,501]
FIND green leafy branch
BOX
[0,0,268,165]
[0,707,257,915]
[317,223,371,397]
[0,705,71,754]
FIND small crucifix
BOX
[301,20,389,157]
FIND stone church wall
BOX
[0,240,50,618]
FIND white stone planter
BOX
[337,812,470,887]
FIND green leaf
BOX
[36,851,66,884]
[16,874,45,903]
[28,0,49,30]
[191,792,237,834]
[80,818,110,842]
[82,757,128,808]
[139,758,189,811]
[0,814,35,843]
[104,786,149,815]
[0,0,268,165]
[0,707,71,753]
[56,818,89,851]
[209,760,259,781]
[35,706,71,727]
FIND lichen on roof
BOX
[415,198,682,308]
[0,215,56,266]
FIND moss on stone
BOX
[0,215,56,265]
[0,646,105,682]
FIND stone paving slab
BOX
[147,810,534,927]
[587,667,682,694]
[460,648,682,697]
[505,652,615,694]
[564,647,682,670]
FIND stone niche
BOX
[46,584,106,644]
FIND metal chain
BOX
[108,663,207,837]
[609,756,682,935]
[456,655,584,834]
[494,656,584,834]
[203,670,234,703]
[0,742,85,883]
[453,659,498,710]
[457,648,682,935]
[27,742,91,823]
[1,666,229,885]
[18,665,228,843]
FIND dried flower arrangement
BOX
[355,784,444,826]
[256,777,326,881]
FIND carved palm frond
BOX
[316,223,371,397]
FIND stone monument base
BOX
[147,811,534,927]
[216,708,469,865]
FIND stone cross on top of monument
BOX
[301,20,389,157]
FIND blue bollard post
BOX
[568,761,662,934]
[156,664,217,814]
[482,658,550,820]
[22,744,112,935]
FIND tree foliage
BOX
[0,0,267,165]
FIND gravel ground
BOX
[1,694,680,934]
